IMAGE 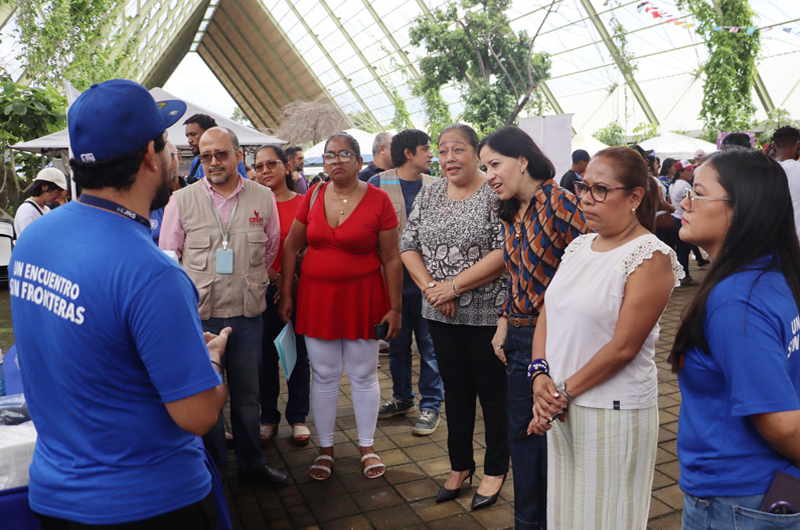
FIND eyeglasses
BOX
[199,149,235,164]
[322,150,354,163]
[683,188,732,211]
[169,151,179,158]
[254,160,282,172]
[573,181,633,202]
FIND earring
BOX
[520,168,524,174]
[631,207,636,214]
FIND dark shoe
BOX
[378,398,416,419]
[436,464,475,503]
[471,474,507,510]
[239,464,289,488]
[413,411,440,436]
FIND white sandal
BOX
[360,453,386,479]
[309,454,334,481]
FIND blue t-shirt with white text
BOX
[677,257,800,497]
[8,201,222,524]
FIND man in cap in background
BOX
[560,149,590,193]
[13,167,68,237]
[9,79,230,527]
[693,149,707,166]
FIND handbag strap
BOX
[308,181,324,211]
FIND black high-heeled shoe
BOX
[435,464,476,503]
[471,474,507,510]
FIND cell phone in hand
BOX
[548,410,566,424]
[375,322,389,341]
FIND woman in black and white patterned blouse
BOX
[400,123,508,511]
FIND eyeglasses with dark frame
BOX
[683,188,732,211]
[322,150,355,164]
[573,181,634,202]
[254,160,282,172]
[199,149,235,164]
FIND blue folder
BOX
[274,322,297,381]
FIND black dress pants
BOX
[427,320,509,477]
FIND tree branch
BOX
[485,37,519,101]
[527,0,558,85]
[457,17,488,80]
[505,85,537,127]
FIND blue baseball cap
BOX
[68,79,187,163]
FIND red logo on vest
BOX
[249,210,264,227]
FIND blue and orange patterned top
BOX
[501,179,588,322]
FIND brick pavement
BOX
[223,263,706,530]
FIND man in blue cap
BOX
[9,79,231,527]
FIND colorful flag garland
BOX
[636,2,797,35]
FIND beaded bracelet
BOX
[451,279,462,298]
[526,358,550,385]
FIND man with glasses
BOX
[160,127,288,487]
[150,140,186,246]
[184,113,248,182]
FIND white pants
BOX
[305,337,380,447]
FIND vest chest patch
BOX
[249,210,264,227]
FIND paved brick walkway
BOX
[223,263,706,530]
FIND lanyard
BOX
[203,183,239,250]
[78,194,151,228]
[25,199,45,216]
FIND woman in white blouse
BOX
[529,147,683,529]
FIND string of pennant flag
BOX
[636,2,797,35]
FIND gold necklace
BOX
[332,183,359,215]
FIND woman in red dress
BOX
[253,144,311,448]
[279,132,402,481]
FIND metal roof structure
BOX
[1,0,799,137]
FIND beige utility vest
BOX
[174,179,273,320]
[378,169,437,233]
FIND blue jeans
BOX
[505,321,547,529]
[202,315,265,474]
[388,289,444,413]
[683,493,800,529]
[259,285,310,425]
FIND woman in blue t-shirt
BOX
[670,148,800,528]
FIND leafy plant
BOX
[230,107,253,128]
[677,0,760,136]
[632,122,658,144]
[593,121,625,146]
[390,90,414,132]
[755,108,799,145]
[408,0,555,135]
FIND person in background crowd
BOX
[160,127,288,488]
[669,149,800,529]
[559,149,590,192]
[721,132,752,149]
[359,131,394,182]
[481,126,588,529]
[286,146,309,194]
[252,144,311,448]
[670,160,704,285]
[184,113,247,181]
[14,167,68,237]
[279,132,402,481]
[647,155,675,242]
[369,129,444,436]
[10,79,229,528]
[693,149,706,165]
[150,140,186,246]
[773,126,800,240]
[245,164,255,180]
[531,146,681,530]
[401,124,509,510]
[658,157,677,188]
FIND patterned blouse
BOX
[400,178,505,326]
[501,179,588,322]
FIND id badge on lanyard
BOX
[204,185,239,275]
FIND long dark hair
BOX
[669,149,800,372]
[660,158,675,178]
[593,146,657,232]
[477,126,555,224]
[255,144,294,192]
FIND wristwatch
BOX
[556,381,573,402]
[423,281,435,293]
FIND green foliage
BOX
[390,91,414,132]
[593,121,625,146]
[677,0,760,135]
[0,77,67,212]
[409,0,552,135]
[348,111,381,134]
[632,122,658,144]
[16,0,140,90]
[230,107,253,128]
[755,108,799,145]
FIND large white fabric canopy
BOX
[11,87,284,154]
[571,132,609,156]
[638,132,717,161]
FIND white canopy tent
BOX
[11,87,284,155]
[571,132,609,157]
[638,132,717,161]
[304,128,391,165]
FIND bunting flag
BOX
[635,1,797,35]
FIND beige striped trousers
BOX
[547,404,659,530]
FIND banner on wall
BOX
[519,115,574,181]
